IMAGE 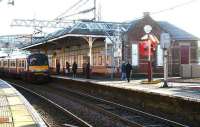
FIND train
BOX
[0,53,50,83]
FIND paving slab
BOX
[0,79,46,127]
[52,75,200,102]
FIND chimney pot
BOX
[143,12,150,17]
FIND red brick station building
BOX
[22,13,199,77]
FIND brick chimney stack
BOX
[143,12,150,17]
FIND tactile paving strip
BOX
[0,106,12,118]
[0,96,8,107]
[0,95,13,127]
[0,80,45,127]
[0,123,14,127]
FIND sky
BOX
[0,0,200,38]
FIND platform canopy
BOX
[20,20,130,49]
[5,16,199,50]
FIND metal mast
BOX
[94,0,96,21]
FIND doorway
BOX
[180,45,190,64]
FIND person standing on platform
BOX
[72,62,78,78]
[126,61,132,82]
[65,61,70,75]
[121,61,126,80]
[86,62,90,79]
[56,60,60,75]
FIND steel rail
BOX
[7,79,190,127]
[51,85,190,127]
[10,82,93,127]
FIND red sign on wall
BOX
[139,35,158,57]
[139,40,149,56]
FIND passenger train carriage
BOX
[0,53,50,83]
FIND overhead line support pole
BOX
[94,0,96,21]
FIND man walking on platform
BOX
[72,62,77,78]
[65,61,70,75]
[86,62,90,79]
[56,59,60,75]
[126,61,132,82]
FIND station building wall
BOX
[42,39,113,75]
[122,14,198,76]
[28,14,198,77]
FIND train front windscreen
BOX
[29,54,48,66]
[28,54,50,82]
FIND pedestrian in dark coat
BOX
[65,61,70,74]
[121,61,126,80]
[56,60,60,74]
[72,62,77,78]
[126,61,132,82]
[86,62,90,79]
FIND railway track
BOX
[10,82,92,127]
[8,79,190,127]
[48,85,190,127]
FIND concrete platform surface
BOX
[0,79,46,127]
[52,75,200,103]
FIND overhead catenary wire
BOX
[69,0,90,14]
[124,0,197,24]
[56,0,89,20]
[59,7,94,19]
[55,0,85,20]
[151,0,197,15]
[56,0,91,21]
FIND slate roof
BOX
[126,20,199,41]
[158,21,199,41]
[21,19,199,49]
[20,21,128,49]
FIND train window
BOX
[30,58,37,65]
[10,61,13,67]
[29,54,48,66]
[3,61,7,66]
[12,61,16,67]
[0,61,1,67]
[18,61,20,67]
[22,60,25,67]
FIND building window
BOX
[93,47,104,66]
[98,56,102,65]
[157,45,163,66]
[132,44,138,66]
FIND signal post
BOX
[160,33,171,87]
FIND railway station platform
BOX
[52,75,200,103]
[0,79,46,127]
